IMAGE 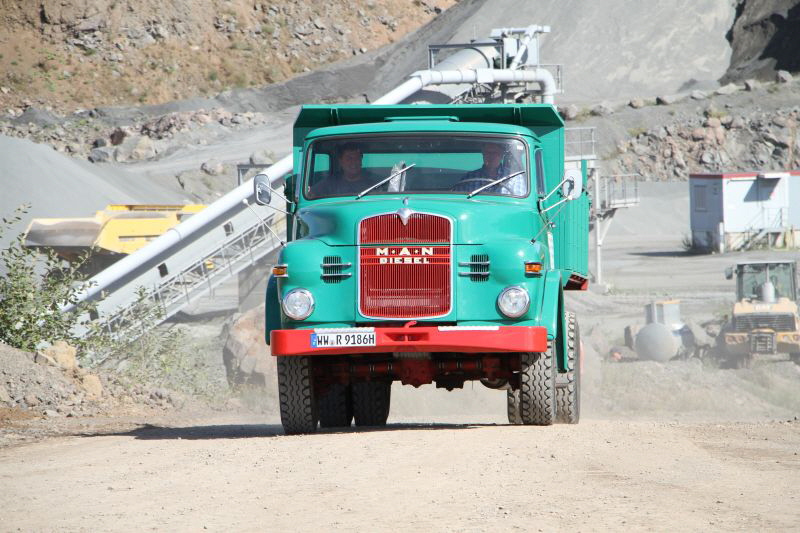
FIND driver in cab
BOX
[452,142,526,196]
[310,142,373,197]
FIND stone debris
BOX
[40,340,78,370]
[777,70,793,83]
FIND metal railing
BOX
[565,127,596,161]
[86,212,285,355]
[594,174,640,212]
[737,207,788,250]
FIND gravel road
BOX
[0,415,798,531]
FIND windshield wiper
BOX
[466,170,525,198]
[356,163,416,199]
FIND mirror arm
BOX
[241,199,285,247]
[267,185,295,208]
[540,196,570,214]
[542,176,570,203]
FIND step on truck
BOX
[254,104,590,434]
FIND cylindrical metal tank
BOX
[634,323,680,362]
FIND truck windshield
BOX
[304,135,529,199]
[738,263,796,300]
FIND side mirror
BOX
[254,173,272,206]
[562,168,583,200]
[724,266,733,280]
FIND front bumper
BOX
[270,325,548,357]
[724,331,800,355]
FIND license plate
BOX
[311,331,376,348]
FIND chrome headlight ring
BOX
[282,288,315,321]
[497,286,530,318]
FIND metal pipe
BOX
[375,68,557,105]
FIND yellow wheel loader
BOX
[722,261,800,368]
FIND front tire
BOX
[352,381,391,427]
[519,345,556,426]
[556,311,581,424]
[277,356,318,434]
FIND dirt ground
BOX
[0,414,797,532]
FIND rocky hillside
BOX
[560,75,800,181]
[722,0,800,83]
[0,0,453,112]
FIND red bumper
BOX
[270,325,548,356]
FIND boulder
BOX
[691,127,706,141]
[558,104,579,121]
[704,117,722,128]
[221,304,275,389]
[743,79,761,91]
[114,135,155,162]
[249,149,274,166]
[40,340,77,370]
[628,98,645,109]
[81,374,103,399]
[729,116,746,129]
[201,159,224,176]
[690,90,708,100]
[656,94,679,105]
[88,147,112,163]
[715,83,739,95]
[590,102,614,116]
[776,70,793,83]
[23,393,40,407]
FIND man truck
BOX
[255,104,589,434]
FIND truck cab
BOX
[257,104,589,433]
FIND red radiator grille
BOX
[359,212,452,318]
[360,213,450,244]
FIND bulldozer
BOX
[722,260,800,368]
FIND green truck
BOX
[255,104,590,434]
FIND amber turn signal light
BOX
[524,262,543,274]
[272,264,288,277]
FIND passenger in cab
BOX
[452,142,527,196]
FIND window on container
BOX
[694,185,707,211]
[534,149,545,196]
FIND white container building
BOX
[689,171,800,252]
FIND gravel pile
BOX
[0,342,185,421]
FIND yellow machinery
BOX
[24,204,205,276]
[722,261,800,368]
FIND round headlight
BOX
[497,286,530,318]
[282,288,314,320]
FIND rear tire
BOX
[318,383,353,428]
[519,345,556,426]
[277,356,318,435]
[556,311,581,424]
[352,381,391,427]
[506,388,522,425]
